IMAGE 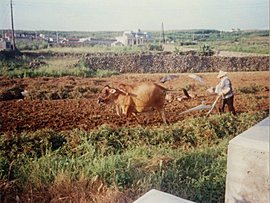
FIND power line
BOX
[9,0,268,9]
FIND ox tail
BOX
[154,83,180,92]
[158,85,191,98]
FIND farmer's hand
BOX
[218,92,224,98]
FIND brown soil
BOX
[0,71,269,134]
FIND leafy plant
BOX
[148,44,164,51]
[199,44,215,56]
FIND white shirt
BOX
[215,76,233,99]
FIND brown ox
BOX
[97,82,168,124]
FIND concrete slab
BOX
[229,117,269,150]
[225,117,270,203]
[133,189,194,203]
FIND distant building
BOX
[111,41,124,47]
[67,38,80,46]
[115,29,151,46]
[0,39,12,51]
[5,32,40,41]
[79,37,116,46]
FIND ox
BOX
[97,82,168,124]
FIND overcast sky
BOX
[0,0,268,31]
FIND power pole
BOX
[57,32,59,44]
[10,0,16,50]
[161,22,165,44]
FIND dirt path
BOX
[215,51,269,57]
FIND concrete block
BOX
[133,189,195,203]
[225,117,269,203]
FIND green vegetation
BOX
[1,66,119,78]
[199,44,215,56]
[156,30,269,55]
[35,45,149,54]
[237,84,268,94]
[16,40,48,51]
[0,112,267,202]
[148,44,164,51]
[0,56,119,78]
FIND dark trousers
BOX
[219,95,236,115]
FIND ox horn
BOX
[117,88,129,96]
[104,84,129,96]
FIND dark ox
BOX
[97,82,168,124]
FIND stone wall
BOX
[82,53,269,73]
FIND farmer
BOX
[215,70,236,115]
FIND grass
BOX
[0,57,119,78]
[33,45,149,54]
[205,36,269,55]
[0,111,267,202]
[237,84,266,94]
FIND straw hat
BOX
[217,70,227,78]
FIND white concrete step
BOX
[225,117,269,203]
[133,189,194,203]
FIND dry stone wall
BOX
[83,53,269,73]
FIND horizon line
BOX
[0,28,268,33]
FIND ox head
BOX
[97,85,128,105]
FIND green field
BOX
[0,112,267,202]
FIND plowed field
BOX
[0,71,269,134]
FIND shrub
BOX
[16,40,48,51]
[238,84,264,94]
[148,44,164,51]
[199,44,215,56]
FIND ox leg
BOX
[139,112,151,125]
[160,110,167,125]
[115,105,121,116]
[144,113,151,125]
[131,113,141,124]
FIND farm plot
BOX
[0,71,269,133]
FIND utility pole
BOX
[159,22,165,45]
[56,32,59,44]
[161,22,165,44]
[10,0,16,50]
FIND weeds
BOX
[237,84,265,94]
[0,57,119,78]
[0,111,267,202]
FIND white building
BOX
[0,39,12,51]
[114,29,151,46]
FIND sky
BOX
[0,0,269,31]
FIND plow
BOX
[161,73,223,117]
[178,95,221,116]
